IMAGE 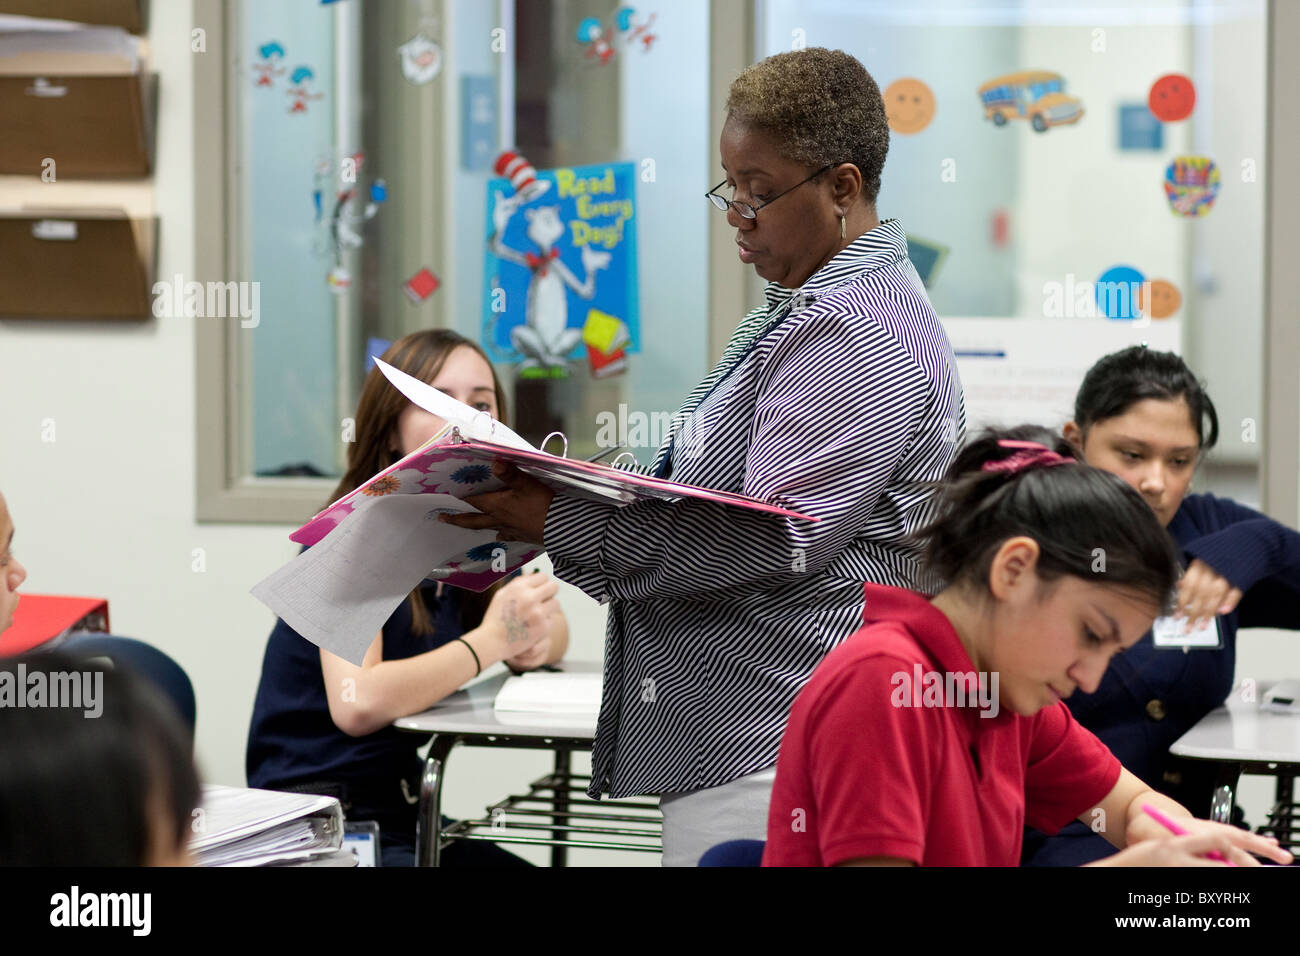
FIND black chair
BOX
[58,635,196,743]
[698,838,765,866]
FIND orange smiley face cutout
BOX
[1138,278,1182,319]
[884,77,936,135]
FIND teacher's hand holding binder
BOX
[440,460,553,545]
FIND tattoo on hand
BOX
[504,599,528,644]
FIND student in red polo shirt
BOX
[763,427,1293,867]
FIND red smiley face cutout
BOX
[1148,73,1195,122]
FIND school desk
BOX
[1170,684,1300,851]
[393,661,662,866]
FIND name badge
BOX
[1152,615,1222,651]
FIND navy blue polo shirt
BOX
[246,580,467,792]
[1023,492,1300,865]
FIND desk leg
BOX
[417,735,457,867]
[1273,772,1294,810]
[551,749,570,868]
[1268,773,1296,848]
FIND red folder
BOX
[0,594,109,656]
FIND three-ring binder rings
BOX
[251,357,818,666]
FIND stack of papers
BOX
[493,671,603,717]
[190,785,344,867]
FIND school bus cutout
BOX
[978,71,1083,132]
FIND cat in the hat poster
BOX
[483,152,639,378]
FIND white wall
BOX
[1185,1,1266,466]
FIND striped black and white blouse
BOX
[543,218,967,799]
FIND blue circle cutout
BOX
[1095,265,1146,320]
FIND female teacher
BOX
[446,48,966,866]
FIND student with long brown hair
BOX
[246,330,568,866]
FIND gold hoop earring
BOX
[840,215,846,239]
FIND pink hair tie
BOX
[981,439,1073,475]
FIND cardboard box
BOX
[0,71,154,177]
[0,209,156,319]
[0,0,145,35]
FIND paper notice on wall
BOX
[941,317,1181,433]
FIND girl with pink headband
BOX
[762,425,1292,867]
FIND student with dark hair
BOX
[1023,346,1300,865]
[762,426,1292,867]
[246,329,567,867]
[0,651,200,866]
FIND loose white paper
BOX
[373,356,534,450]
[493,671,604,717]
[251,494,496,664]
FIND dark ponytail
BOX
[915,425,1180,610]
[1074,346,1219,451]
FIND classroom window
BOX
[758,0,1265,482]
[199,0,711,521]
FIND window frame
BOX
[194,0,325,523]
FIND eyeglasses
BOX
[705,163,836,220]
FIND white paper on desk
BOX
[374,356,534,450]
[250,493,496,665]
[494,672,603,717]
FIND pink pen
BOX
[1142,803,1237,866]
